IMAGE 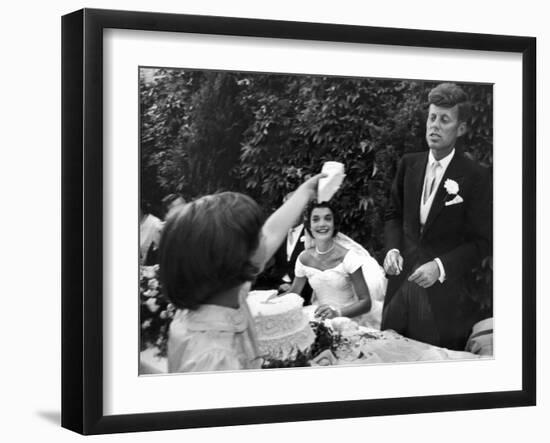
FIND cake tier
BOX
[247,291,315,360]
[248,292,307,339]
[247,292,304,316]
[253,308,306,339]
[257,324,315,360]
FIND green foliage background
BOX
[140,68,493,314]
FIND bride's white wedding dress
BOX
[296,234,387,329]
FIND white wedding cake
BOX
[247,291,315,360]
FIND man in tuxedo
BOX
[271,221,313,302]
[252,194,313,304]
[382,83,492,350]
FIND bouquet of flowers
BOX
[140,265,175,357]
[260,317,384,368]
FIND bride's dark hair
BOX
[159,192,265,310]
[304,201,340,238]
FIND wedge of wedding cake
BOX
[247,291,315,360]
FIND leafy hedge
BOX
[140,68,493,314]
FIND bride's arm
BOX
[315,267,372,319]
[340,269,372,318]
[287,276,307,295]
[282,252,308,295]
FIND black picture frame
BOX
[61,8,536,435]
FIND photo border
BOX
[61,8,536,435]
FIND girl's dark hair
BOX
[158,192,265,310]
[304,201,340,238]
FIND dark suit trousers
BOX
[382,279,476,351]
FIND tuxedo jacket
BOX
[384,150,492,294]
[272,226,313,304]
[252,226,313,304]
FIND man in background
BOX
[382,83,492,350]
[253,192,313,304]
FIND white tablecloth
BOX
[140,303,484,374]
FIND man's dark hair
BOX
[428,83,472,123]
[159,192,265,310]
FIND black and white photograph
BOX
[1,0,547,440]
[138,68,494,375]
[57,5,538,437]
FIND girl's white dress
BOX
[167,284,261,373]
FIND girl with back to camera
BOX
[158,173,325,373]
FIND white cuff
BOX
[434,258,446,283]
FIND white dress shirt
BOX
[419,149,455,226]
[286,224,304,261]
[281,224,305,283]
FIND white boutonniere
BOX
[443,179,463,206]
[444,178,459,195]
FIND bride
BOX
[287,201,387,329]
